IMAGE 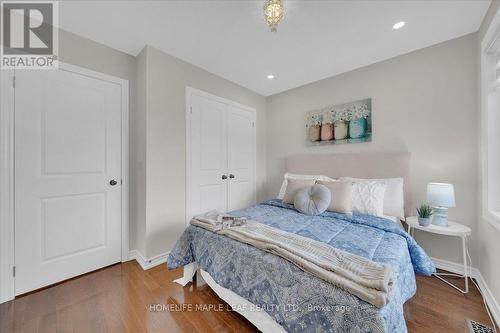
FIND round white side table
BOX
[406,216,472,294]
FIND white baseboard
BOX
[431,256,479,277]
[128,250,169,270]
[475,270,500,327]
[432,257,500,326]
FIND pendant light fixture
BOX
[263,0,284,32]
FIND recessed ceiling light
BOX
[267,74,275,79]
[393,21,406,30]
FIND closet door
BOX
[227,105,256,211]
[190,93,228,215]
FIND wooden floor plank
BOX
[0,261,495,333]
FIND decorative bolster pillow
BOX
[294,184,331,216]
[282,179,316,204]
[316,180,353,214]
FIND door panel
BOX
[227,106,256,211]
[43,78,106,174]
[41,193,106,260]
[15,68,122,295]
[190,93,228,215]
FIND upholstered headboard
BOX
[286,152,411,216]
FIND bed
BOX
[167,153,436,332]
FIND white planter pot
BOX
[418,217,431,226]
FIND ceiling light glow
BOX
[393,21,406,30]
[267,74,275,79]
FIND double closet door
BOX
[189,89,256,217]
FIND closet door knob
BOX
[109,179,118,186]
[221,175,227,180]
[229,174,235,179]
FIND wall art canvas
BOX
[306,98,372,145]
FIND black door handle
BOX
[229,174,235,179]
[109,179,118,186]
[221,175,227,180]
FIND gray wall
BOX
[57,30,267,259]
[133,47,148,256]
[39,29,268,261]
[477,0,500,308]
[265,34,479,264]
[57,24,491,291]
[138,46,267,258]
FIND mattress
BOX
[167,200,435,332]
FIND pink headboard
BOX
[286,152,411,216]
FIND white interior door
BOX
[15,67,123,295]
[190,93,228,216]
[227,106,256,211]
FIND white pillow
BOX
[277,173,335,199]
[350,181,387,217]
[382,215,404,229]
[282,179,316,204]
[316,180,353,214]
[340,177,404,219]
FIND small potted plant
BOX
[416,204,433,226]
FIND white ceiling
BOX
[59,0,491,96]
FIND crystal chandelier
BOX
[263,0,284,32]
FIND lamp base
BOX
[431,207,449,226]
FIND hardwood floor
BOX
[0,262,494,333]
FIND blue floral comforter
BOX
[167,200,435,332]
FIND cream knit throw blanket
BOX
[191,211,397,308]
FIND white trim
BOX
[431,256,478,277]
[120,79,130,263]
[185,88,192,226]
[186,87,257,114]
[432,257,500,326]
[0,62,130,304]
[0,69,15,304]
[483,210,500,232]
[482,6,500,54]
[475,269,500,327]
[479,6,500,326]
[185,87,257,226]
[481,6,500,232]
[129,250,169,270]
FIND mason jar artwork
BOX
[305,99,372,145]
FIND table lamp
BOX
[427,183,455,226]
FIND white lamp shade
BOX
[427,183,456,207]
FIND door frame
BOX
[185,87,257,226]
[0,62,129,303]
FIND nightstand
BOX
[406,216,472,294]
